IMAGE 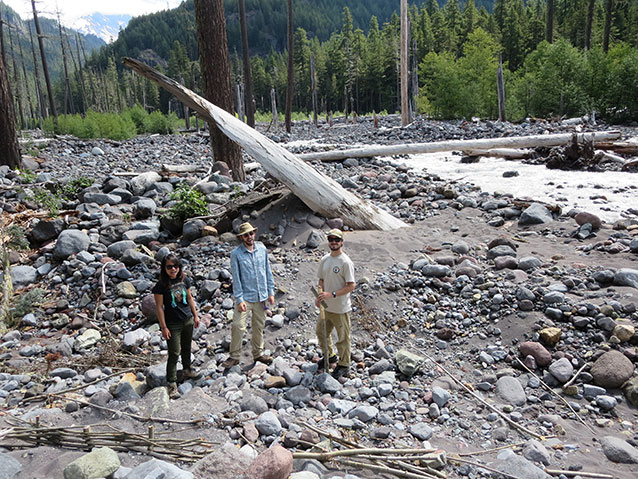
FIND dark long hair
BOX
[159,253,184,286]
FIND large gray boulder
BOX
[519,203,554,225]
[495,376,526,406]
[130,171,161,196]
[600,436,638,463]
[0,452,21,479]
[10,265,37,287]
[614,268,638,289]
[126,458,193,479]
[395,349,425,377]
[63,447,120,479]
[495,449,551,478]
[53,229,90,259]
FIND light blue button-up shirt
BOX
[230,242,275,303]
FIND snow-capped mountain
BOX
[72,12,131,43]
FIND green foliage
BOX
[599,43,638,122]
[5,226,30,251]
[27,176,94,217]
[128,103,150,132]
[165,183,209,222]
[17,169,36,184]
[9,288,45,326]
[147,111,178,134]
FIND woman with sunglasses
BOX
[152,253,201,399]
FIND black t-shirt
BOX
[152,276,193,323]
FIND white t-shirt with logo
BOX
[317,252,355,314]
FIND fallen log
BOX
[123,58,406,231]
[297,131,621,162]
[462,148,533,159]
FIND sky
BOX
[3,0,183,24]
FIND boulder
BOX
[53,230,90,259]
[395,349,425,376]
[519,342,552,367]
[590,350,634,388]
[63,447,120,479]
[600,436,638,464]
[519,203,554,225]
[243,444,293,479]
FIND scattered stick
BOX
[49,394,205,425]
[562,362,590,390]
[448,456,520,479]
[20,368,135,404]
[410,347,545,439]
[545,469,613,478]
[516,359,595,435]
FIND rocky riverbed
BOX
[1,115,638,479]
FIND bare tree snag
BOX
[32,0,56,120]
[497,55,506,122]
[123,57,406,231]
[0,48,20,168]
[400,0,409,126]
[238,0,254,127]
[194,0,244,181]
[298,131,622,162]
[285,0,293,134]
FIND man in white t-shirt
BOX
[315,228,356,379]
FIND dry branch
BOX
[123,57,406,231]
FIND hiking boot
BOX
[183,368,202,380]
[332,365,350,380]
[221,357,239,369]
[167,382,180,399]
[255,355,273,365]
[317,355,338,371]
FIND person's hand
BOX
[193,316,200,328]
[317,291,331,303]
[161,326,171,340]
[267,295,275,305]
[238,302,247,312]
[314,297,321,308]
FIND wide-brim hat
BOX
[237,222,257,236]
[326,228,344,239]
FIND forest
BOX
[2,0,638,141]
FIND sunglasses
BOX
[328,237,342,242]
[165,264,179,270]
[242,231,255,238]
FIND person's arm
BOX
[154,293,171,339]
[186,288,199,328]
[230,251,247,311]
[264,247,275,305]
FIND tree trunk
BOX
[603,0,613,52]
[400,0,409,126]
[311,53,317,127]
[194,0,244,181]
[238,0,255,127]
[270,87,278,128]
[28,23,45,126]
[17,28,36,126]
[298,131,622,162]
[0,49,21,168]
[57,14,74,114]
[285,0,293,133]
[7,24,26,129]
[0,8,6,65]
[585,0,595,50]
[496,55,506,122]
[32,0,57,120]
[123,57,406,231]
[546,0,555,43]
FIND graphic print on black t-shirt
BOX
[152,277,192,322]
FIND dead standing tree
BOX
[123,57,406,231]
[238,0,254,127]
[0,47,21,169]
[285,0,293,134]
[194,0,244,181]
[31,0,56,120]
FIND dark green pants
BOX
[166,318,193,383]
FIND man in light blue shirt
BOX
[223,222,275,368]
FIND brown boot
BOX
[221,357,239,368]
[255,355,273,365]
[183,368,202,379]
[167,382,180,399]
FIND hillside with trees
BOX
[3,0,638,138]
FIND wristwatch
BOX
[332,291,337,298]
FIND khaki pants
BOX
[316,311,351,367]
[229,301,267,360]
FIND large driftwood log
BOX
[298,131,621,162]
[123,57,406,231]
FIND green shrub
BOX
[127,103,150,132]
[148,111,178,134]
[10,288,45,325]
[165,183,209,221]
[5,226,29,251]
